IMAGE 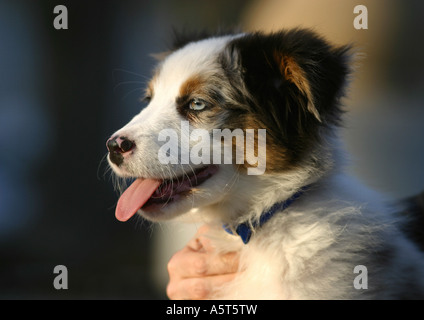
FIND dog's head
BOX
[106,29,351,223]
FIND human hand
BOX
[166,225,240,300]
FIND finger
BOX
[167,247,209,279]
[186,236,204,252]
[187,226,214,252]
[167,273,238,300]
[168,247,240,279]
[167,276,210,300]
[206,251,240,276]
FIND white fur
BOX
[108,35,424,299]
[209,172,424,299]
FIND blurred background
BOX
[0,0,423,299]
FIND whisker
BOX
[121,87,145,101]
[113,80,145,92]
[183,163,197,208]
[97,152,110,181]
[223,166,240,194]
[161,165,176,207]
[112,68,150,80]
[98,152,129,195]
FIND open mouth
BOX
[145,165,218,206]
[115,165,218,221]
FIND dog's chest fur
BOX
[207,172,424,299]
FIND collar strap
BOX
[223,186,309,244]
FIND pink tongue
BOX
[115,178,161,222]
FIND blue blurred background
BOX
[0,0,423,299]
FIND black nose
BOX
[120,138,135,153]
[106,136,135,152]
[106,136,135,166]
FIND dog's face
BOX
[107,29,350,222]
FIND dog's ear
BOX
[272,51,321,121]
[223,29,351,131]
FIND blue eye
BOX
[189,99,207,111]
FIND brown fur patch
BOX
[274,52,320,121]
[246,114,295,173]
[176,74,228,123]
[176,75,207,122]
[227,113,295,174]
[179,75,205,98]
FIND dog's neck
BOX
[223,185,310,244]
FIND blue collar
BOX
[223,186,309,244]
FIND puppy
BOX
[107,29,424,299]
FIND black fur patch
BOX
[399,191,424,251]
[221,29,351,165]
